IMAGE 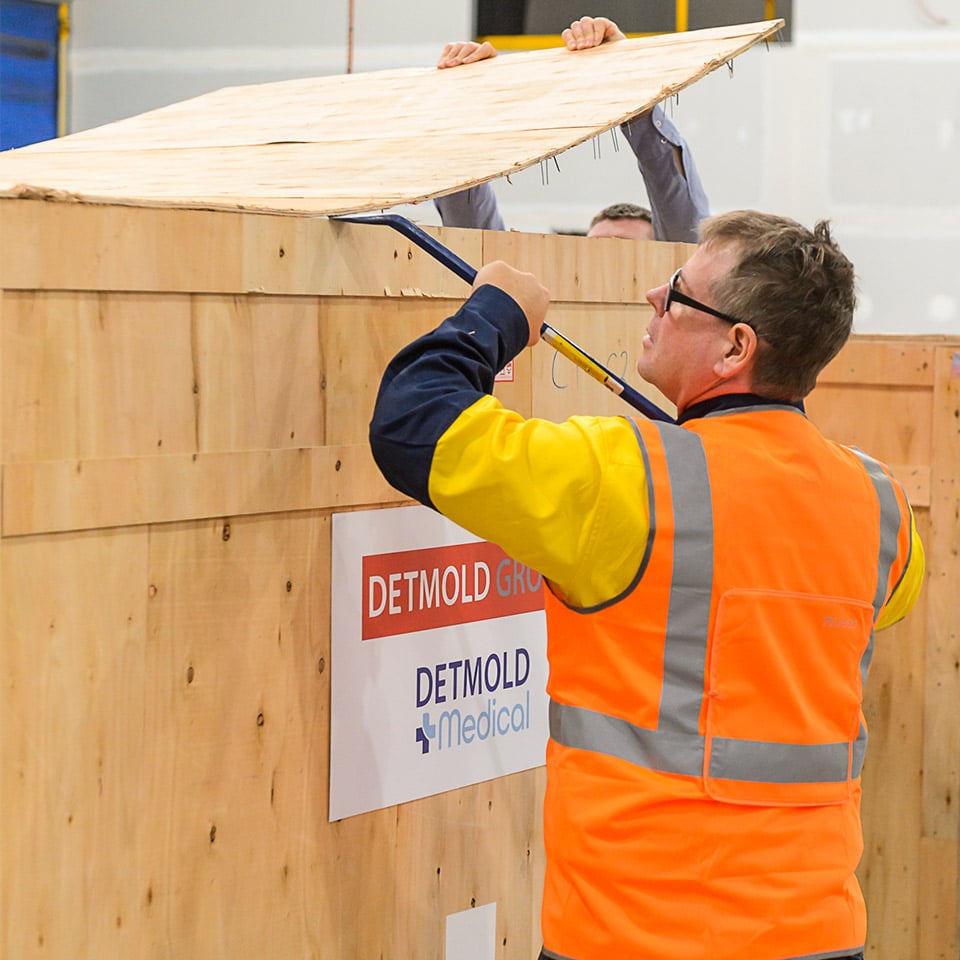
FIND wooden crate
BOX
[809,339,960,960]
[0,196,956,959]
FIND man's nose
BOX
[646,283,668,315]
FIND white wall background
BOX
[63,0,960,335]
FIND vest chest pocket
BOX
[703,588,875,806]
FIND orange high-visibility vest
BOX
[541,405,914,960]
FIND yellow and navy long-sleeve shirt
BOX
[368,284,923,621]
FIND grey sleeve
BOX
[619,104,710,243]
[434,182,507,231]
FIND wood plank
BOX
[0,200,245,292]
[192,294,324,452]
[528,766,548,953]
[818,338,941,387]
[389,774,544,958]
[320,296,461,446]
[805,383,933,472]
[886,464,930,509]
[917,837,958,960]
[493,342,535,422]
[0,527,151,959]
[244,217,481,300]
[1,445,403,537]
[137,513,331,960]
[922,346,960,841]
[1,290,197,462]
[482,230,691,304]
[0,202,482,298]
[0,22,782,216]
[858,520,928,958]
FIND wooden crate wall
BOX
[808,339,960,960]
[0,199,685,960]
[1,197,956,960]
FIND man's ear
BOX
[715,322,759,381]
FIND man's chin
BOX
[635,365,669,402]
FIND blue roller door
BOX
[0,0,61,150]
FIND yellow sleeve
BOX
[875,508,925,630]
[429,395,652,608]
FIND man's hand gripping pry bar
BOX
[332,213,675,423]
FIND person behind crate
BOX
[433,16,709,243]
[368,207,925,960]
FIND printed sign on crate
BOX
[330,505,548,820]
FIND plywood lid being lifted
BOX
[0,20,782,216]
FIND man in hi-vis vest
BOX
[369,209,924,960]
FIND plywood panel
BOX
[247,218,481,300]
[1,445,398,537]
[918,837,959,960]
[818,338,940,388]
[135,512,329,960]
[1,291,196,462]
[382,775,544,959]
[0,22,783,215]
[0,201,482,298]
[0,511,347,960]
[858,511,928,958]
[482,229,687,305]
[922,346,960,840]
[320,296,458,447]
[192,294,324,453]
[493,342,535,421]
[805,383,933,471]
[0,527,151,959]
[884,464,930,509]
[0,200,245,293]
[809,338,944,470]
[316,808,400,959]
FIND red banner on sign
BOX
[361,541,543,640]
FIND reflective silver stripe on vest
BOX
[549,420,905,787]
[551,699,703,777]
[849,448,905,776]
[550,701,863,784]
[655,424,714,737]
[709,736,854,784]
[850,448,904,668]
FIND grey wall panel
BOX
[830,58,960,207]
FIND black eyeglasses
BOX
[664,268,743,326]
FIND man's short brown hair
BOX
[589,202,653,229]
[699,210,857,401]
